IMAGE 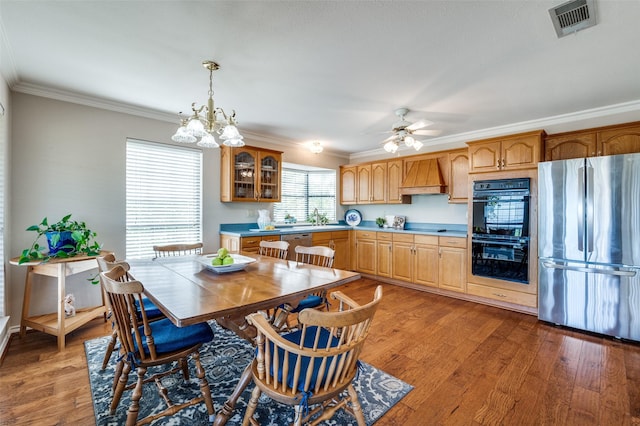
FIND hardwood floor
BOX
[1,278,639,425]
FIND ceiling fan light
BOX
[197,132,220,148]
[413,140,424,151]
[404,136,414,147]
[383,141,398,153]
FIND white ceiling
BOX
[1,1,639,157]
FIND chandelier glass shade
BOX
[171,60,244,148]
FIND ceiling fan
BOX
[381,107,441,153]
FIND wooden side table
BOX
[10,252,109,351]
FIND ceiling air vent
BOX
[549,0,597,38]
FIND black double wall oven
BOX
[471,178,531,284]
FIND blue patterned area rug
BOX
[84,321,412,425]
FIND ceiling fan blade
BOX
[406,119,433,131]
[381,134,398,143]
[411,129,442,136]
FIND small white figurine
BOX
[64,293,76,317]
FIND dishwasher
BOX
[281,233,312,261]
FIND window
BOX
[126,139,202,259]
[273,164,336,223]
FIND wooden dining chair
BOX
[258,240,289,259]
[152,242,203,258]
[273,245,336,331]
[243,285,383,426]
[96,254,164,376]
[101,264,215,426]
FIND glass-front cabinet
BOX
[221,145,282,202]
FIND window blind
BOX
[273,168,336,223]
[126,139,202,259]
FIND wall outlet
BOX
[247,209,255,218]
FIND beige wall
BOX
[1,74,9,323]
[5,92,353,326]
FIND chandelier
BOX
[171,60,244,148]
[383,132,423,154]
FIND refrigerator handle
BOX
[577,166,584,252]
[586,165,594,253]
[541,261,637,277]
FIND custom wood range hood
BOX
[400,159,446,195]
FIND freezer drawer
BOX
[538,259,640,342]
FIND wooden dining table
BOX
[126,251,361,425]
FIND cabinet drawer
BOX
[439,236,467,248]
[392,233,414,243]
[413,234,438,245]
[241,237,265,249]
[331,230,350,239]
[312,232,331,244]
[356,230,376,240]
[467,283,537,308]
[376,232,392,241]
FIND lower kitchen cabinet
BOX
[355,230,377,275]
[220,234,279,254]
[376,232,392,278]
[413,235,439,288]
[391,234,414,282]
[438,236,467,293]
[312,230,350,270]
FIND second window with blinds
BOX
[273,164,336,224]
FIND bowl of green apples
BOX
[198,249,256,273]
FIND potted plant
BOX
[375,217,386,228]
[18,214,102,265]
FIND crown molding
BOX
[349,99,640,162]
[241,130,350,160]
[12,82,178,123]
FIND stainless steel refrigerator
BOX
[538,153,640,341]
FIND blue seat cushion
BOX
[290,295,324,313]
[267,326,342,392]
[134,318,213,356]
[134,297,164,319]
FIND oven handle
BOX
[472,239,528,246]
[541,261,637,277]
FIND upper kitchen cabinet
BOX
[544,121,640,161]
[467,130,545,173]
[340,159,410,205]
[220,145,282,202]
[448,149,469,203]
[598,122,640,156]
[544,131,596,160]
[340,165,357,204]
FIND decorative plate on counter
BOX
[345,209,362,226]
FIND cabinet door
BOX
[387,159,410,204]
[340,166,357,205]
[468,142,501,173]
[355,237,376,274]
[356,165,372,204]
[598,124,640,156]
[544,132,596,160]
[331,236,350,271]
[258,152,280,202]
[501,134,541,170]
[232,149,258,200]
[391,241,414,282]
[220,235,240,252]
[376,240,392,278]
[448,149,469,203]
[371,162,387,203]
[414,244,438,287]
[439,247,466,292]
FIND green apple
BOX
[217,247,229,258]
[211,257,223,266]
[222,256,234,265]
